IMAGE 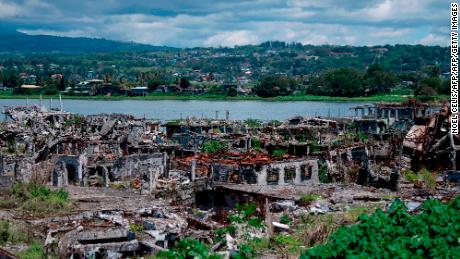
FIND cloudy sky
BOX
[0,0,450,47]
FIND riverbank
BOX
[0,92,447,102]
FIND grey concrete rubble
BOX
[0,100,458,258]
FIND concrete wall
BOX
[256,159,319,185]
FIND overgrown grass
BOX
[129,223,145,233]
[401,169,418,182]
[232,237,270,259]
[419,168,436,190]
[1,91,449,103]
[294,214,341,249]
[272,234,303,255]
[402,168,437,190]
[0,220,32,245]
[17,240,45,259]
[155,238,221,259]
[299,194,321,204]
[0,182,71,217]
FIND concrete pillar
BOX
[294,164,302,184]
[102,166,109,187]
[257,166,267,185]
[77,163,83,185]
[148,169,154,193]
[310,161,319,183]
[278,166,285,185]
[191,159,196,182]
[163,152,168,177]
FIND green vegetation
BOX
[301,198,460,258]
[402,169,418,182]
[0,220,33,245]
[1,182,71,217]
[251,138,262,151]
[255,76,297,97]
[232,238,269,259]
[272,234,303,255]
[244,119,263,128]
[292,213,341,249]
[64,114,84,127]
[419,168,436,190]
[318,164,331,183]
[129,223,145,233]
[280,214,291,225]
[401,168,437,190]
[0,91,449,103]
[272,149,287,157]
[17,240,46,259]
[0,43,450,102]
[299,194,321,204]
[202,140,227,154]
[155,238,221,259]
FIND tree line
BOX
[255,64,449,99]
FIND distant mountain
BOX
[0,31,174,53]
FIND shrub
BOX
[419,168,436,190]
[244,119,263,128]
[309,141,320,153]
[156,238,221,259]
[318,164,330,183]
[232,238,269,259]
[129,223,144,233]
[0,221,10,245]
[272,234,303,254]
[402,169,418,182]
[202,140,227,154]
[280,214,291,225]
[299,194,321,203]
[251,138,261,151]
[301,198,460,258]
[272,149,287,157]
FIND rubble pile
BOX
[0,100,458,257]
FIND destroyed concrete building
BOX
[0,100,458,258]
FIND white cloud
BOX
[4,0,449,47]
[419,33,449,46]
[204,30,259,47]
[0,0,20,18]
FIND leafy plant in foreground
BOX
[301,197,460,258]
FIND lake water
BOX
[0,99,370,121]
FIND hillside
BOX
[0,31,173,53]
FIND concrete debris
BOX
[0,101,458,257]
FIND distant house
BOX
[181,87,204,95]
[13,84,42,95]
[130,86,149,96]
[20,84,41,89]
[154,85,170,94]
[97,83,120,95]
[63,79,103,96]
[51,74,63,80]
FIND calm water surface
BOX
[0,99,370,121]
